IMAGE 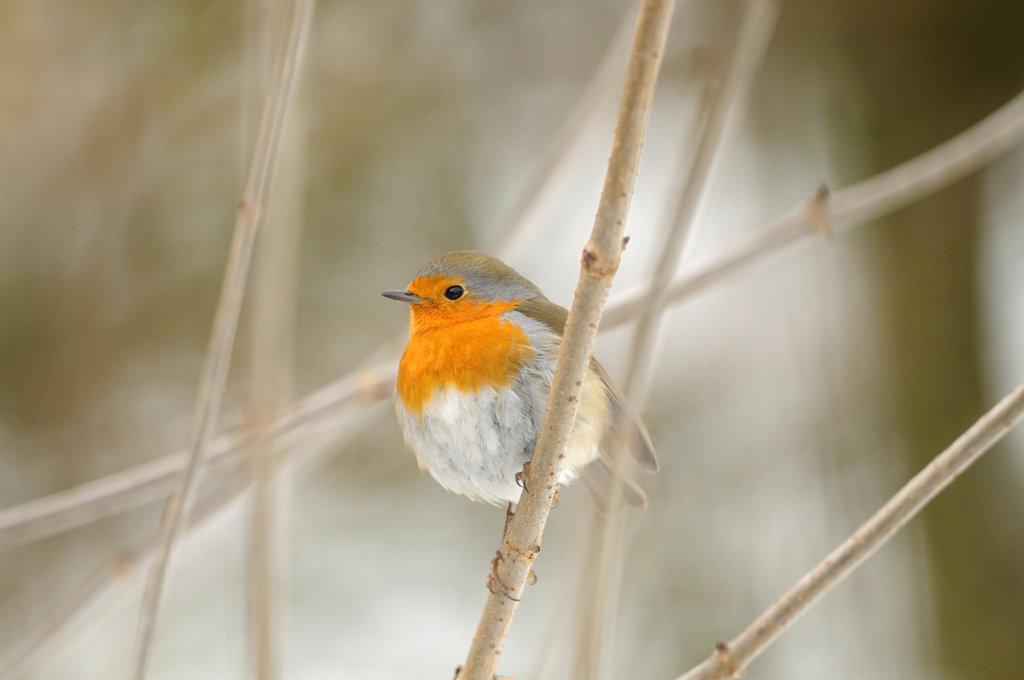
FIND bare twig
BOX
[246,161,299,680]
[458,2,675,677]
[676,383,1024,680]
[246,1,306,674]
[129,2,316,678]
[2,91,1023,553]
[577,2,779,676]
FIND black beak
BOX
[381,290,423,304]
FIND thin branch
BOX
[129,2,316,678]
[246,167,299,680]
[2,90,1023,552]
[676,383,1024,680]
[577,2,779,676]
[459,1,675,677]
[246,0,305,674]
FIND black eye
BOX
[444,285,464,300]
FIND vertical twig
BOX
[676,384,1024,680]
[246,0,306,676]
[129,1,316,678]
[458,1,676,677]
[576,3,780,676]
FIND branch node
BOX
[714,641,741,677]
[505,542,540,562]
[237,198,258,220]
[581,247,620,276]
[112,550,138,580]
[805,183,832,237]
[356,372,387,404]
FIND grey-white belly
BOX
[396,379,540,504]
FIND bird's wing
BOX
[516,297,659,475]
[588,356,659,473]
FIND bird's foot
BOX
[515,461,531,494]
[551,489,560,509]
[486,550,520,601]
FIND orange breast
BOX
[397,301,532,414]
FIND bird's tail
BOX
[581,457,648,511]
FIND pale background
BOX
[2,1,1023,678]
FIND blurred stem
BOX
[576,3,779,677]
[676,384,1024,680]
[246,0,305,677]
[129,1,315,678]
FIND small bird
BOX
[382,250,657,509]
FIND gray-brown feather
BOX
[516,297,660,474]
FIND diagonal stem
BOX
[676,383,1024,680]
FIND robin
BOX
[382,250,657,510]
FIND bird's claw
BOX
[502,502,516,541]
[515,461,531,494]
[486,550,521,601]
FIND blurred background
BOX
[1,1,1023,678]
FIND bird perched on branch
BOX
[382,250,657,509]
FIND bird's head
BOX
[382,250,542,332]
